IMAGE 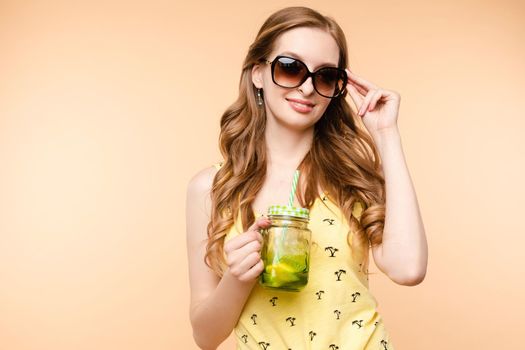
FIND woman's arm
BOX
[186,166,257,349]
[343,69,428,286]
[371,127,428,286]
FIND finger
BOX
[354,84,368,96]
[346,82,362,99]
[225,230,262,253]
[248,216,272,233]
[358,90,377,116]
[237,251,262,275]
[346,81,367,98]
[345,84,363,113]
[346,69,378,91]
[225,217,270,251]
[236,239,263,260]
[238,259,264,282]
[226,239,262,267]
[367,90,384,111]
[345,69,368,96]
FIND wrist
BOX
[371,127,401,156]
[377,126,400,139]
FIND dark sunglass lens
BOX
[274,57,306,87]
[315,68,345,97]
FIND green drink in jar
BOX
[259,205,311,291]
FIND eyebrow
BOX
[279,51,338,70]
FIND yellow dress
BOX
[213,162,395,350]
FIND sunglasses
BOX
[261,55,348,98]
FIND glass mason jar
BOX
[259,205,311,292]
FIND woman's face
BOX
[252,26,340,131]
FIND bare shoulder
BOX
[185,164,220,246]
[186,165,219,199]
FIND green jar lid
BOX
[267,205,309,220]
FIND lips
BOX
[286,98,315,107]
[287,98,314,113]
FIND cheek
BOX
[265,90,289,111]
[316,101,331,116]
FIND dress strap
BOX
[352,200,364,221]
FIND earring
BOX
[257,88,263,106]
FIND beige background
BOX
[1,0,524,349]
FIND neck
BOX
[264,117,314,170]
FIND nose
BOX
[298,75,315,96]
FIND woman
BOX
[186,6,427,350]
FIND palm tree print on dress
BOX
[323,218,335,225]
[380,339,389,350]
[269,296,278,306]
[241,334,248,343]
[352,320,364,329]
[324,246,338,257]
[258,341,270,349]
[329,344,339,350]
[251,314,257,325]
[285,316,296,326]
[334,269,346,281]
[315,290,325,300]
[351,291,361,302]
[334,310,341,320]
[308,331,317,341]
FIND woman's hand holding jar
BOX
[223,216,272,283]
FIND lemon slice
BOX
[278,254,307,272]
[265,263,300,283]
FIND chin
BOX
[276,114,318,130]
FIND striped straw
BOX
[288,170,299,207]
[276,169,300,262]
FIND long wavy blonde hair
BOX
[204,6,386,279]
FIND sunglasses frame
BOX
[261,55,348,98]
